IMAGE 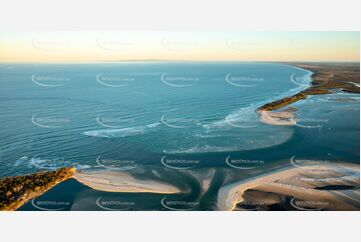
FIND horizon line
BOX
[0,60,360,64]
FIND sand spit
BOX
[259,110,296,126]
[217,163,360,211]
[74,170,181,194]
[0,167,76,211]
[257,63,360,126]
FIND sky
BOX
[0,31,359,62]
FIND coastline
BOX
[258,62,360,112]
[217,163,360,211]
[74,170,181,194]
[1,168,182,211]
[0,167,76,211]
[217,63,360,210]
[257,62,360,125]
[1,62,359,211]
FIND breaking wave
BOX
[83,122,160,138]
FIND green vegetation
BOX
[0,167,76,211]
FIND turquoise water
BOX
[0,62,359,210]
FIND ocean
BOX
[0,62,359,210]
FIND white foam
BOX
[203,103,259,130]
[83,127,145,138]
[164,145,243,154]
[14,156,93,171]
[147,122,161,128]
[83,122,160,138]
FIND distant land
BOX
[258,62,360,111]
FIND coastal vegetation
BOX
[258,63,359,111]
[1,63,359,211]
[0,167,76,211]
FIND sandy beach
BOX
[74,170,181,194]
[260,63,360,112]
[259,110,296,125]
[217,163,360,211]
[257,62,359,126]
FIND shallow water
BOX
[0,62,359,210]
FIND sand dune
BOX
[217,163,359,211]
[74,170,181,194]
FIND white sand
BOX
[259,110,296,126]
[217,163,359,211]
[74,170,181,194]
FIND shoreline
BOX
[74,170,181,194]
[0,167,76,211]
[217,163,360,211]
[257,62,359,125]
[1,62,359,211]
[0,168,182,211]
[257,62,360,112]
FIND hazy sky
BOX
[0,31,359,62]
